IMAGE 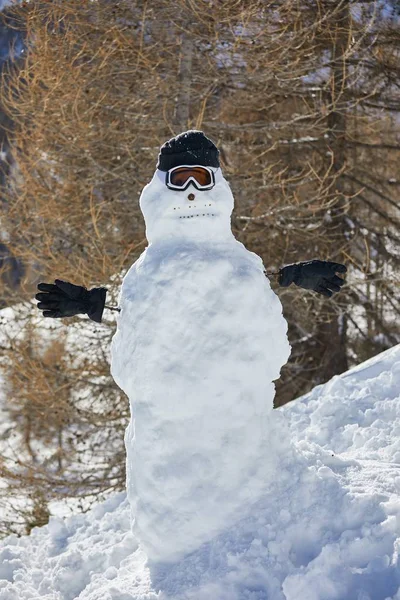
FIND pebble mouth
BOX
[173,204,215,219]
[178,214,216,219]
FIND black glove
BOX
[278,260,347,297]
[35,279,107,322]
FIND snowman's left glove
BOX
[278,260,347,297]
[36,280,107,322]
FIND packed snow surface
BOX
[111,167,291,562]
[1,344,399,599]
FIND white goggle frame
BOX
[165,165,216,191]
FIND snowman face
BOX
[139,167,234,243]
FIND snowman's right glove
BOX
[278,260,347,297]
[36,279,107,322]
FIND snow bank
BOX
[282,344,400,463]
[0,344,399,599]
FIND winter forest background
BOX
[0,0,398,538]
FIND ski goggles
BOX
[165,165,216,191]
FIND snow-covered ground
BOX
[0,343,399,600]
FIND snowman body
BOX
[111,168,291,562]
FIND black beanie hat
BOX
[157,130,220,171]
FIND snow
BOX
[0,344,399,599]
[281,344,400,462]
[111,167,291,563]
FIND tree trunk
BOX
[173,32,193,132]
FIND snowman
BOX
[36,131,347,563]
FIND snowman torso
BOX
[111,239,290,562]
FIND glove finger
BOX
[55,279,84,299]
[330,274,345,287]
[37,282,58,293]
[37,301,60,310]
[43,310,62,318]
[35,292,63,302]
[328,262,347,274]
[35,292,48,302]
[316,285,333,298]
[322,278,341,293]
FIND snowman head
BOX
[139,131,234,244]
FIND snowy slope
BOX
[281,344,400,463]
[0,344,399,600]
